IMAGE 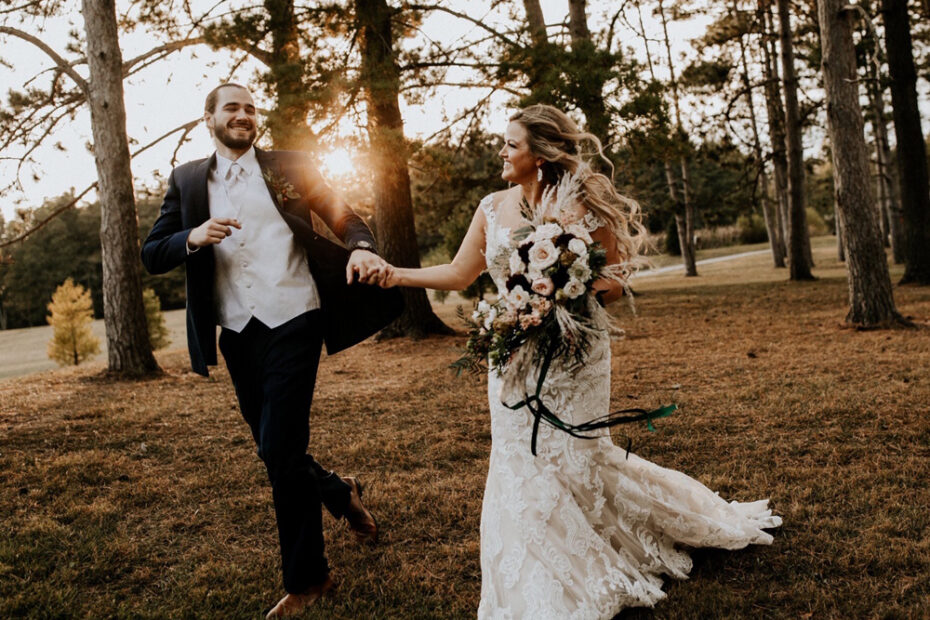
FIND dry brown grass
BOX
[2,240,929,619]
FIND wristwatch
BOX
[348,239,378,255]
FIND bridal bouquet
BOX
[452,214,610,376]
[452,173,676,455]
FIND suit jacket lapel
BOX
[191,154,215,227]
[255,148,284,211]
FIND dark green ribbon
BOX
[504,345,678,456]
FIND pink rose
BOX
[531,277,555,297]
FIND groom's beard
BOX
[215,121,256,150]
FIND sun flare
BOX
[319,147,356,179]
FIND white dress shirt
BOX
[208,147,320,332]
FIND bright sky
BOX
[0,1,711,220]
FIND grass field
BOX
[0,308,189,380]
[1,238,929,618]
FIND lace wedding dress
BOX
[476,194,782,619]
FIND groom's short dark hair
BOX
[204,83,249,114]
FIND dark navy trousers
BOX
[219,310,352,593]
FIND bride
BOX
[380,104,781,618]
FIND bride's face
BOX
[499,122,541,184]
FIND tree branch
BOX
[0,183,97,249]
[1,117,203,248]
[0,26,89,94]
[416,87,499,148]
[404,4,519,47]
[400,60,499,71]
[122,36,207,73]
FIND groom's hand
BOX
[187,218,241,249]
[346,249,389,285]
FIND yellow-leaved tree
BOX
[143,288,170,350]
[46,278,101,366]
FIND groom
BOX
[141,83,403,617]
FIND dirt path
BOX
[633,249,771,278]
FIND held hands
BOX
[346,249,392,286]
[378,264,399,288]
[187,218,241,249]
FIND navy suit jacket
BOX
[141,148,403,376]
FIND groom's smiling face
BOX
[205,86,257,151]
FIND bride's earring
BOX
[537,167,543,182]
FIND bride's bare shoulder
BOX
[485,186,519,209]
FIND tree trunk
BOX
[861,0,904,261]
[776,0,815,280]
[864,64,906,261]
[81,0,160,376]
[881,0,930,284]
[665,161,697,276]
[567,0,611,146]
[817,0,904,325]
[678,156,698,276]
[657,0,697,276]
[759,0,790,255]
[356,0,450,337]
[836,204,845,261]
[264,0,315,151]
[738,16,785,267]
[522,0,547,47]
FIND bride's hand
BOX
[378,264,399,288]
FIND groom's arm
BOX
[296,155,378,254]
[141,169,196,275]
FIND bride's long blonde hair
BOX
[510,105,647,271]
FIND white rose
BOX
[483,306,498,330]
[567,237,588,257]
[530,222,563,242]
[531,277,555,296]
[508,251,526,275]
[569,258,592,282]
[528,239,559,270]
[563,278,586,299]
[527,266,543,281]
[477,300,490,314]
[565,224,593,244]
[508,285,531,308]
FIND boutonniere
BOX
[262,168,301,205]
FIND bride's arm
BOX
[385,206,488,291]
[590,225,625,305]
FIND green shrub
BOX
[143,288,170,350]
[46,278,100,366]
[806,208,830,236]
[737,213,769,244]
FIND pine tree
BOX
[46,278,101,366]
[142,288,170,351]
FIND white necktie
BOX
[226,162,246,213]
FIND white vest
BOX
[208,147,320,332]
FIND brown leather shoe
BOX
[343,476,378,545]
[265,575,336,619]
